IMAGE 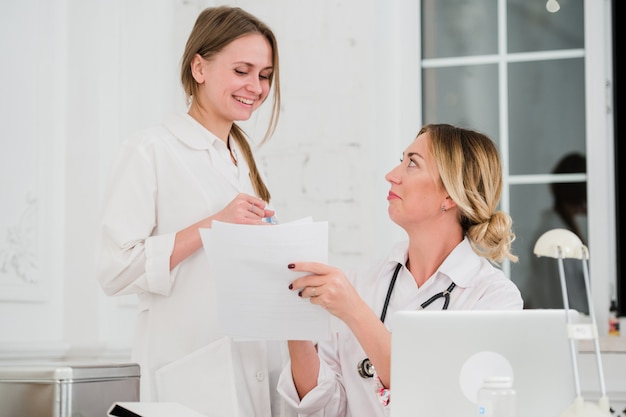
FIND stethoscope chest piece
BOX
[357,357,375,379]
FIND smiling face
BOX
[385,132,452,230]
[190,33,273,134]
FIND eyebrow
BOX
[406,151,424,160]
[235,61,273,71]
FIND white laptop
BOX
[390,309,579,417]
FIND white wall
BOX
[0,0,69,358]
[0,0,413,360]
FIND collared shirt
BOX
[277,238,523,417]
[97,113,294,417]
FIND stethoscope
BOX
[357,262,456,379]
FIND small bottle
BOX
[477,376,516,417]
[609,299,620,336]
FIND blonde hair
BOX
[420,124,518,264]
[180,6,281,202]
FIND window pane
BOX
[422,64,499,140]
[510,179,588,313]
[510,183,550,299]
[508,58,585,175]
[421,0,498,59]
[507,0,584,53]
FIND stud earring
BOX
[441,206,447,213]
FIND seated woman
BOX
[279,123,523,417]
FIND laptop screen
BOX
[389,309,578,417]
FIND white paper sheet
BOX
[199,219,331,341]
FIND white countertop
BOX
[578,336,626,353]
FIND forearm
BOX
[346,305,393,388]
[288,340,320,399]
[170,217,213,270]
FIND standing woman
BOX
[279,124,523,417]
[97,6,294,417]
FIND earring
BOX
[441,206,447,213]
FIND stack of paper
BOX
[199,219,331,341]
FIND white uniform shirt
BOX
[277,238,523,417]
[97,113,294,417]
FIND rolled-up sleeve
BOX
[97,135,176,297]
[277,357,347,417]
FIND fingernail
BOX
[288,283,293,290]
[288,263,295,269]
[298,291,303,297]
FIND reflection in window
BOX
[510,153,588,313]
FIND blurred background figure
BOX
[526,152,589,314]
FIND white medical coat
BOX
[277,238,523,417]
[97,113,294,417]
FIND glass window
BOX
[510,163,588,312]
[423,64,499,139]
[508,58,586,175]
[507,0,584,53]
[421,0,592,312]
[421,0,498,59]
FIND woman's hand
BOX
[170,193,274,269]
[207,193,275,226]
[287,262,367,325]
[287,262,393,388]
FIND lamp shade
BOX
[533,228,586,260]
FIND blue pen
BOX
[263,215,279,224]
[263,204,279,224]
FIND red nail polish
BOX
[288,283,293,290]
[288,263,295,269]
[298,291,303,297]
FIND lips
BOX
[387,191,400,201]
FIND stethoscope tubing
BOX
[358,262,456,379]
